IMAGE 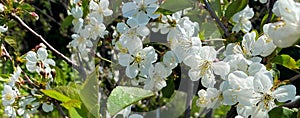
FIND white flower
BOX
[26,47,55,78]
[122,0,159,25]
[71,5,83,19]
[4,106,17,117]
[170,17,201,62]
[163,50,178,70]
[232,6,254,33]
[71,5,84,33]
[264,0,300,48]
[2,84,17,106]
[197,81,229,108]
[0,24,8,32]
[256,33,276,57]
[264,21,300,48]
[70,32,93,57]
[237,73,296,118]
[89,0,113,23]
[144,62,170,91]
[8,66,22,87]
[84,17,108,40]
[184,46,230,87]
[17,96,40,118]
[0,3,5,12]
[116,20,148,53]
[151,11,182,34]
[223,54,250,73]
[118,46,157,78]
[224,31,264,62]
[42,103,54,112]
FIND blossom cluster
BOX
[1,0,299,117]
[114,0,298,118]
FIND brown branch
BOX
[11,13,80,71]
[203,0,230,37]
[288,73,300,82]
[53,100,68,118]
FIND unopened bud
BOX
[29,12,39,20]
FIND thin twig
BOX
[203,0,230,37]
[288,73,300,82]
[266,0,275,23]
[32,5,61,26]
[54,100,68,118]
[11,13,80,71]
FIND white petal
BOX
[37,48,48,60]
[126,64,139,78]
[136,12,150,25]
[253,73,273,93]
[122,2,138,18]
[42,103,53,112]
[272,85,296,102]
[188,69,200,81]
[129,114,143,118]
[26,61,37,72]
[44,59,56,66]
[199,46,217,61]
[118,54,133,66]
[212,61,230,76]
[137,26,150,36]
[26,51,37,62]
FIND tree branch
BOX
[203,0,230,37]
[288,73,300,82]
[266,0,275,23]
[11,13,80,71]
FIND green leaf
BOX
[41,90,71,103]
[272,54,299,70]
[225,0,248,19]
[155,8,174,15]
[209,0,222,17]
[296,59,300,67]
[4,36,17,50]
[159,0,194,12]
[268,107,298,118]
[61,16,74,29]
[69,107,83,118]
[107,86,155,116]
[79,70,100,118]
[53,86,80,100]
[61,99,82,110]
[162,79,175,98]
[19,3,34,11]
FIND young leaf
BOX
[272,54,299,70]
[107,86,155,116]
[79,70,100,118]
[41,90,71,103]
[4,36,18,50]
[225,0,248,19]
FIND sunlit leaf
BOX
[107,86,155,116]
[272,54,299,70]
[61,99,82,110]
[41,90,71,103]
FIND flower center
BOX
[5,93,14,101]
[199,60,212,76]
[134,53,143,64]
[262,93,273,110]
